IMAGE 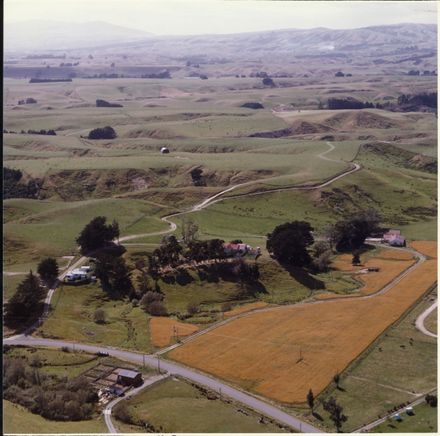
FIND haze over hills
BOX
[4,21,436,56]
[4,20,153,51]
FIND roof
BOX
[117,369,140,379]
[389,236,405,246]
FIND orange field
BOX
[225,302,269,317]
[150,317,199,348]
[169,242,437,404]
[411,240,438,259]
[319,248,416,299]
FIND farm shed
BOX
[389,236,406,247]
[117,369,143,387]
[160,147,170,154]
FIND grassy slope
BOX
[3,400,107,434]
[4,197,168,270]
[37,283,152,352]
[114,377,289,433]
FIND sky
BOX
[4,0,437,35]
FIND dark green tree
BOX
[307,389,315,413]
[207,238,226,259]
[110,256,133,296]
[352,250,361,266]
[323,397,347,432]
[333,372,340,389]
[331,209,380,252]
[4,271,46,327]
[76,216,120,254]
[37,257,59,285]
[266,221,314,266]
[87,126,116,140]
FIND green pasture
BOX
[309,291,437,431]
[3,400,107,434]
[373,402,437,433]
[114,376,289,433]
[4,197,168,267]
[37,283,152,352]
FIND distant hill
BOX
[100,23,437,60]
[4,22,436,56]
[4,20,153,51]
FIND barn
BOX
[117,369,143,387]
[160,147,170,154]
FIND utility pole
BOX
[157,354,161,374]
[143,354,146,368]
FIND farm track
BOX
[415,300,438,338]
[104,374,169,433]
[4,141,434,433]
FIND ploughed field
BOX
[168,241,437,404]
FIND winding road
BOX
[415,300,437,338]
[5,141,432,434]
[104,374,169,433]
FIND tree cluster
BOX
[323,397,347,432]
[262,77,276,87]
[37,257,59,286]
[76,216,120,254]
[96,99,123,108]
[4,272,46,327]
[29,78,72,83]
[425,394,437,407]
[140,291,167,316]
[140,70,171,79]
[87,126,117,140]
[3,356,98,421]
[190,168,205,186]
[22,128,56,135]
[94,252,133,297]
[329,209,380,252]
[397,92,437,109]
[18,98,37,105]
[240,102,264,109]
[4,167,40,199]
[327,98,376,110]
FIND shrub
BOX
[426,394,437,407]
[221,302,233,312]
[93,309,106,324]
[187,302,199,315]
[147,301,167,316]
[88,126,117,140]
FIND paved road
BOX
[104,374,168,433]
[3,335,322,433]
[415,300,437,338]
[3,141,364,433]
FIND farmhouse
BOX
[389,235,406,247]
[160,147,170,154]
[117,369,143,387]
[383,229,406,247]
[65,268,88,282]
[223,242,260,257]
